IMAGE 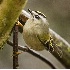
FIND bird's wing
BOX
[37,35,63,58]
[37,35,53,51]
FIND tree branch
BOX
[13,23,18,69]
[7,40,56,69]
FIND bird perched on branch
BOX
[23,9,50,51]
[22,9,62,57]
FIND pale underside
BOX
[23,19,50,51]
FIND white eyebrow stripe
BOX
[35,11,46,18]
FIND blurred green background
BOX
[0,0,70,69]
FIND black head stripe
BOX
[35,11,46,18]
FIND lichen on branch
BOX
[0,0,28,49]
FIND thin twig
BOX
[7,40,56,69]
[13,23,19,69]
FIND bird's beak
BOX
[28,9,32,14]
[28,9,34,17]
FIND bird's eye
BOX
[35,15,40,19]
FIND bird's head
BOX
[28,9,48,24]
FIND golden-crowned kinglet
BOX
[23,9,63,57]
[23,9,50,51]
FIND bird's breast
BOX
[23,23,45,51]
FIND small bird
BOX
[23,9,50,51]
[23,9,62,57]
